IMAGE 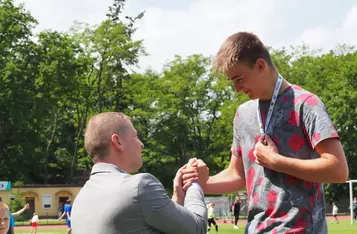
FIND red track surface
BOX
[15,224,67,230]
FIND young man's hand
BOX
[254,135,281,171]
[182,159,209,191]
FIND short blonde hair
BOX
[212,32,274,73]
[0,202,10,213]
[85,112,130,160]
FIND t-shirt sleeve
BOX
[64,205,70,213]
[302,95,339,149]
[10,213,15,227]
[231,108,242,157]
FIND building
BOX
[0,184,82,218]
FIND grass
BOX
[15,229,66,234]
[209,220,357,234]
[14,220,357,234]
[15,219,66,226]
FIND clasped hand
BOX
[254,135,281,170]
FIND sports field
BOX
[211,220,357,234]
[14,219,357,233]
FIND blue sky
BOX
[15,0,357,72]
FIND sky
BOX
[14,0,357,72]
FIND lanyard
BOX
[256,74,283,135]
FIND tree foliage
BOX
[1,0,356,201]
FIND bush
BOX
[8,191,31,222]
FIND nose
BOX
[141,141,144,149]
[233,82,243,93]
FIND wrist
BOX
[273,153,284,172]
[172,192,184,206]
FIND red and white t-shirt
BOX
[232,85,338,234]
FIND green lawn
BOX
[15,229,65,234]
[14,220,357,233]
[209,220,357,234]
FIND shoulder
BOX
[9,213,15,226]
[135,173,168,202]
[134,173,163,191]
[133,173,160,183]
[289,84,321,105]
[234,100,255,122]
[238,100,255,113]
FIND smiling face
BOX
[226,59,271,100]
[107,116,145,173]
[116,119,144,172]
[212,32,276,100]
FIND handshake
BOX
[172,158,209,205]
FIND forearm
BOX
[59,212,66,219]
[274,154,347,183]
[205,167,245,194]
[140,174,207,234]
[12,207,26,216]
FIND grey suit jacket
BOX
[71,163,207,234]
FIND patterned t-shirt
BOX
[231,85,339,234]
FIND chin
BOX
[138,162,143,171]
[247,93,257,100]
[134,161,143,172]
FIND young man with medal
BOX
[182,32,348,233]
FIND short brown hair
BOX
[85,112,130,160]
[212,32,274,72]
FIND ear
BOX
[255,58,266,73]
[111,134,124,152]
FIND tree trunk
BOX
[44,112,58,184]
[69,110,87,184]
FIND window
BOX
[8,194,15,201]
[42,194,52,209]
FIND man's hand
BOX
[182,159,209,191]
[254,135,281,170]
[25,203,30,209]
[172,164,190,205]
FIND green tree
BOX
[66,0,146,182]
[0,0,39,183]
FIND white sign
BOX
[0,181,11,190]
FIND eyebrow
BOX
[228,75,242,81]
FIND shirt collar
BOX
[90,163,127,175]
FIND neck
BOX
[95,154,130,173]
[259,70,290,101]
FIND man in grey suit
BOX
[71,112,208,234]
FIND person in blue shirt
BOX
[7,213,14,234]
[59,199,72,234]
[0,202,10,234]
[7,203,29,234]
